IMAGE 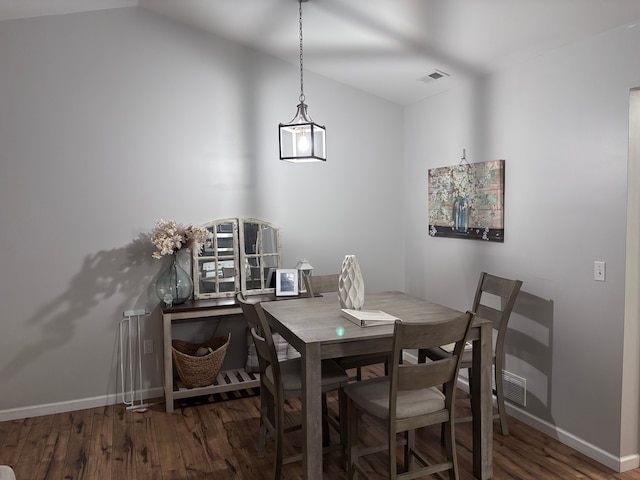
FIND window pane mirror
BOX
[239,219,282,295]
[193,218,240,299]
[192,218,282,299]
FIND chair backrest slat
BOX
[237,292,261,329]
[395,317,470,350]
[472,272,523,341]
[474,304,502,325]
[396,357,458,391]
[391,313,474,394]
[250,326,272,375]
[304,274,340,298]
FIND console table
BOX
[162,297,263,413]
[162,294,302,413]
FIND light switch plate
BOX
[594,261,606,281]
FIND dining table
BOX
[261,290,493,480]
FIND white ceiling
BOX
[3,0,640,105]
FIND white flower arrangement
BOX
[151,219,210,259]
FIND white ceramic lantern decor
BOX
[338,255,365,310]
[296,259,314,293]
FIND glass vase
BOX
[453,196,468,233]
[155,254,193,306]
[338,254,365,310]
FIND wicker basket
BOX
[171,333,231,388]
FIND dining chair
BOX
[304,273,341,298]
[238,297,350,480]
[238,292,300,374]
[418,272,523,436]
[305,274,392,381]
[237,292,261,328]
[344,312,475,480]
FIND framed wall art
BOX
[428,159,505,242]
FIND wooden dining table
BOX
[261,290,493,480]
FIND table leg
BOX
[162,313,175,413]
[471,321,493,479]
[301,343,322,479]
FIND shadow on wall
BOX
[0,234,157,387]
[506,290,555,424]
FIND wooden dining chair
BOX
[344,312,475,480]
[238,297,349,480]
[237,292,261,328]
[418,272,523,436]
[305,274,392,381]
[304,273,341,298]
[238,292,300,375]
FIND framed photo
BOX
[275,269,298,296]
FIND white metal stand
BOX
[119,310,152,411]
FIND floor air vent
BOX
[496,369,526,407]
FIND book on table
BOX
[340,308,400,327]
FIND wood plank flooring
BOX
[1,365,638,479]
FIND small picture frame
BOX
[275,269,299,296]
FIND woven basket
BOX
[171,333,231,388]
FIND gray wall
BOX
[1,4,638,472]
[403,22,640,469]
[0,7,403,413]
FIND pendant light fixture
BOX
[279,0,326,163]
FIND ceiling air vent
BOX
[418,69,450,84]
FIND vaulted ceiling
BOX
[3,0,640,105]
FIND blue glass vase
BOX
[453,196,468,233]
[155,254,193,306]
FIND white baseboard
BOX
[0,387,164,422]
[505,404,639,473]
[403,351,639,473]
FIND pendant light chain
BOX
[298,0,305,103]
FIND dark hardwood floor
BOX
[1,365,638,479]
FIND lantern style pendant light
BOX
[279,0,326,163]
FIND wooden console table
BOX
[162,297,261,413]
[162,294,302,413]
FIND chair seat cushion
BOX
[344,377,445,420]
[265,358,348,392]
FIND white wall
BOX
[0,7,403,414]
[404,23,640,469]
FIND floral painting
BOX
[428,159,505,242]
